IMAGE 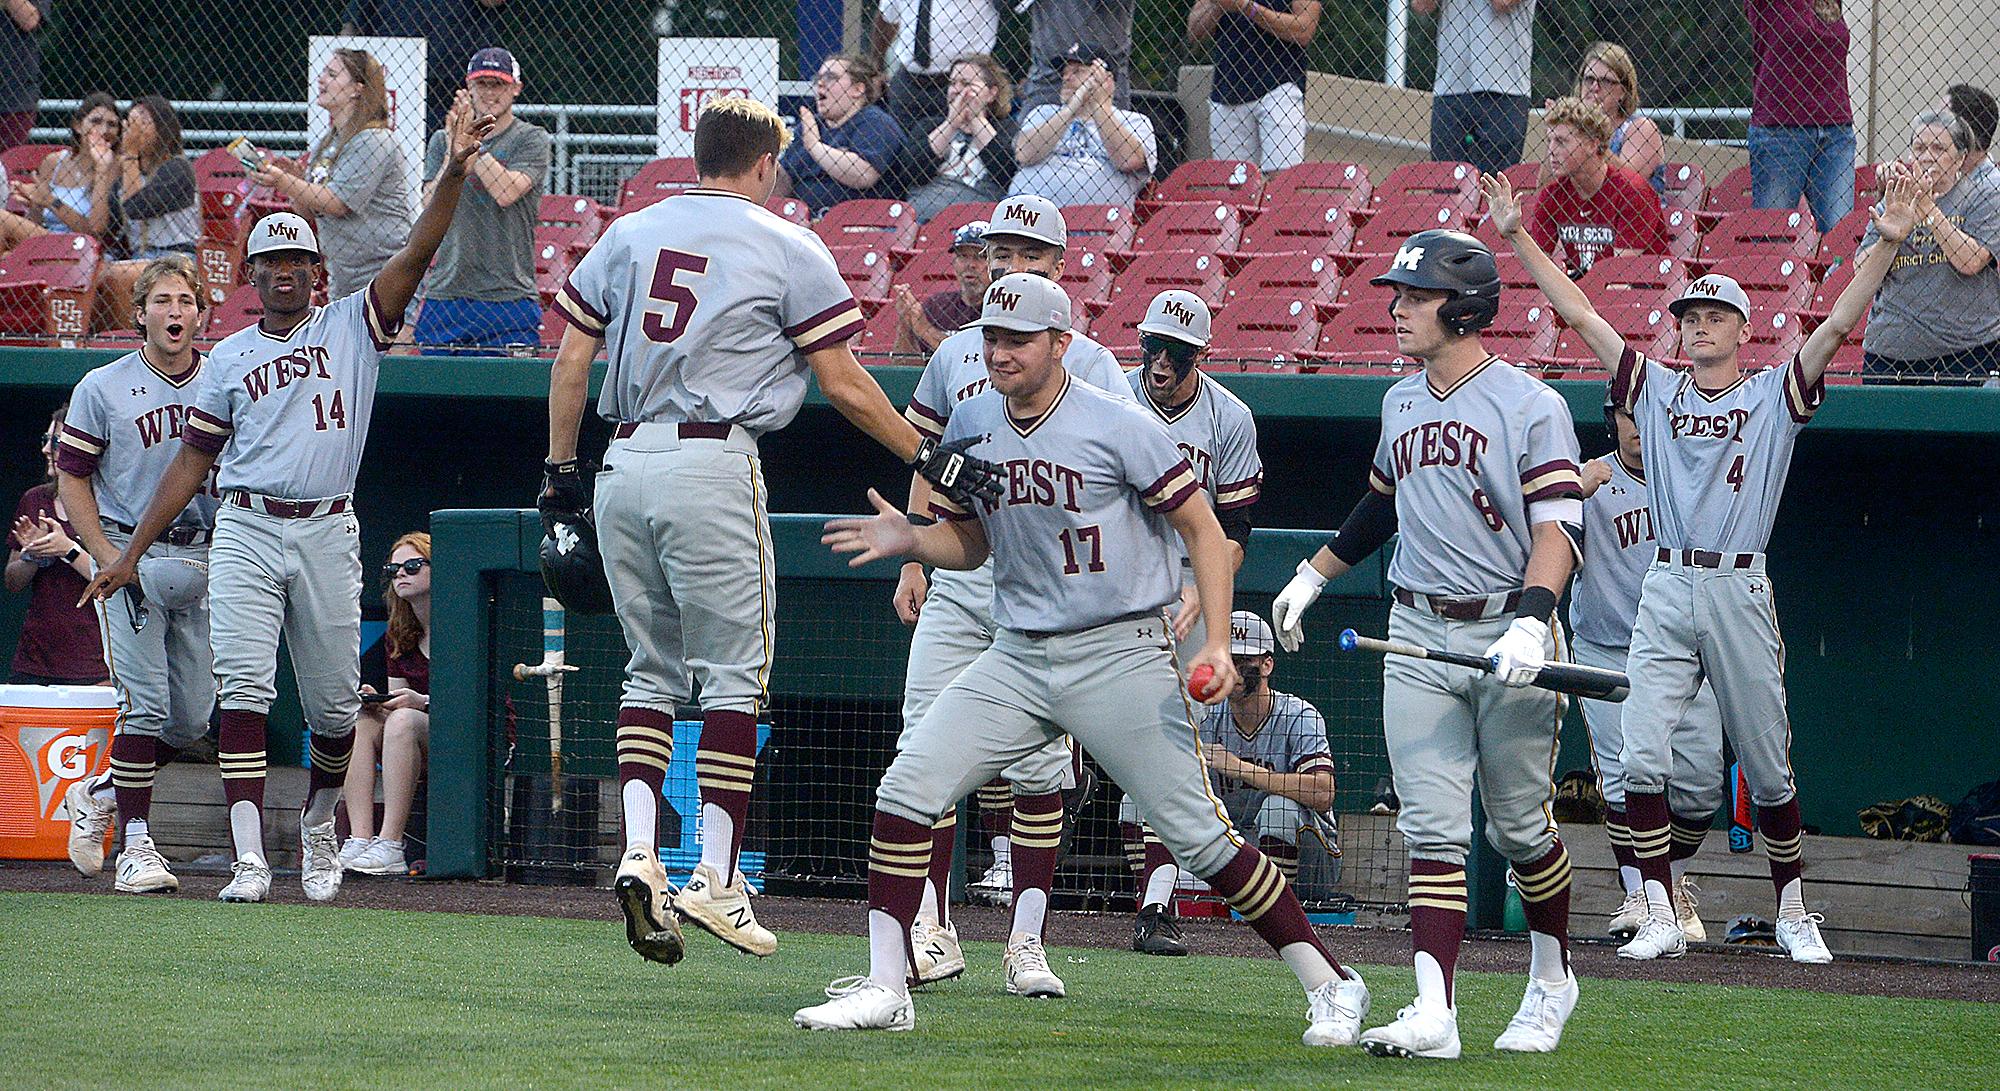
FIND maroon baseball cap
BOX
[466,47,522,86]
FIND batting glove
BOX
[538,458,596,536]
[912,436,1003,510]
[1485,616,1550,687]
[1271,559,1328,653]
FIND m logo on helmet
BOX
[988,286,1021,311]
[1391,245,1426,272]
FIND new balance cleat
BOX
[1303,971,1370,1047]
[1494,973,1580,1053]
[1360,1002,1461,1059]
[912,918,966,984]
[676,862,778,957]
[794,977,915,1031]
[65,780,115,876]
[614,847,684,965]
[1003,936,1066,998]
[113,836,179,894]
[299,820,344,902]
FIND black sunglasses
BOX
[382,557,430,578]
[1139,333,1200,367]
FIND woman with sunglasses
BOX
[6,402,108,684]
[1573,42,1663,198]
[340,532,431,875]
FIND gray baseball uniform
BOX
[59,350,219,748]
[899,322,1129,792]
[1126,368,1263,578]
[1369,357,1581,865]
[1611,348,1821,806]
[877,375,1248,877]
[557,188,865,715]
[1123,690,1336,851]
[1570,454,1723,817]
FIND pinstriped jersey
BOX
[904,322,1128,441]
[932,374,1199,632]
[182,288,399,498]
[1610,348,1821,553]
[57,350,222,530]
[556,188,865,435]
[1368,357,1583,596]
[1570,455,1653,648]
[1129,370,1262,574]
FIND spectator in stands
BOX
[1859,117,2000,386]
[1523,96,1668,277]
[899,55,1017,223]
[94,97,197,332]
[340,531,433,876]
[1024,0,1137,109]
[893,219,988,353]
[1190,0,1321,173]
[342,0,508,134]
[1945,84,1997,178]
[413,48,548,355]
[1744,0,1853,233]
[872,0,1001,137]
[778,51,906,215]
[1572,41,1664,197]
[1012,44,1157,207]
[0,94,120,255]
[1417,0,1536,179]
[252,49,413,299]
[0,0,49,153]
[7,403,108,686]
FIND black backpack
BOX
[1949,779,2000,846]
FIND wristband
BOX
[63,547,80,563]
[1293,558,1328,591]
[1516,585,1558,624]
[906,513,936,527]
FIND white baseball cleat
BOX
[967,860,1013,907]
[1607,887,1648,937]
[912,918,966,984]
[794,977,916,1031]
[1303,971,1370,1047]
[1494,972,1580,1053]
[217,855,272,903]
[1360,1001,1461,1059]
[336,837,372,868]
[676,863,778,957]
[347,838,409,876]
[1775,913,1833,964]
[299,820,344,902]
[1675,877,1707,943]
[1617,914,1687,960]
[1003,936,1066,998]
[113,835,179,894]
[65,780,115,876]
[614,847,684,965]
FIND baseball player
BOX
[541,97,1001,967]
[83,106,500,905]
[1483,167,1923,965]
[891,193,1129,980]
[799,273,1370,1043]
[1269,229,1585,1058]
[1126,612,1338,956]
[54,254,217,894]
[1574,395,1725,942]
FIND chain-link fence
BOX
[0,0,1992,372]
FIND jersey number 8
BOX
[643,248,710,344]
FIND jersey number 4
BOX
[1059,525,1105,575]
[643,248,710,344]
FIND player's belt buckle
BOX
[229,491,351,519]
[1393,587,1521,621]
[1658,548,1757,570]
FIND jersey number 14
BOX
[311,390,348,431]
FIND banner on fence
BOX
[656,38,780,157]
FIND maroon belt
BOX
[612,422,733,441]
[1657,548,1757,570]
[227,491,350,519]
[1392,587,1522,621]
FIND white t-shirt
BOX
[1008,104,1158,207]
[880,0,1001,77]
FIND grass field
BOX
[3,892,1988,1090]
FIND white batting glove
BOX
[1271,559,1328,653]
[1485,616,1550,687]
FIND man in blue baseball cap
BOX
[893,219,991,353]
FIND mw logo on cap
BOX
[1002,204,1040,228]
[267,223,300,241]
[1391,245,1425,271]
[1232,622,1251,642]
[1163,299,1198,326]
[988,285,1022,310]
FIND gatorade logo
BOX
[1163,299,1198,327]
[1002,204,1041,229]
[988,286,1021,311]
[45,736,90,780]
[1391,245,1425,271]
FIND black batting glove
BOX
[538,458,596,535]
[912,435,1003,510]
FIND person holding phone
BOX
[341,532,432,876]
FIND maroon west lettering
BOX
[1176,442,1212,487]
[1389,419,1489,480]
[134,404,188,448]
[1668,407,1751,442]
[242,346,334,402]
[1613,506,1654,550]
[984,458,1085,513]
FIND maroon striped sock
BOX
[217,710,267,810]
[1513,840,1574,974]
[109,734,157,826]
[1259,836,1300,883]
[869,811,933,974]
[1756,798,1805,896]
[696,710,758,875]
[977,779,1012,845]
[1669,814,1711,862]
[927,812,957,925]
[1408,859,1467,1005]
[1008,792,1064,932]
[1623,791,1675,892]
[1139,835,1175,902]
[615,707,673,843]
[1202,844,1344,977]
[1604,806,1639,873]
[1119,820,1146,879]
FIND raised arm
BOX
[375,107,496,322]
[1799,165,1920,383]
[1481,171,1626,370]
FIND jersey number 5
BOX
[643,248,710,344]
[1059,525,1106,575]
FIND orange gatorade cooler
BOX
[0,685,118,860]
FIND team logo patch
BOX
[1391,244,1425,271]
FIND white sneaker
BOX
[64,780,114,876]
[1359,1002,1461,1059]
[1303,971,1370,1047]
[1003,936,1066,998]
[677,862,778,957]
[912,918,966,984]
[1493,973,1580,1053]
[113,835,179,894]
[299,820,343,902]
[217,855,271,902]
[336,837,372,867]
[794,977,915,1031]
[348,838,408,876]
[1775,913,1833,964]
[968,860,1014,907]
[613,847,684,965]
[1617,913,1687,960]
[1675,877,1707,943]
[1607,887,1648,937]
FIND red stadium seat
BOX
[1310,302,1411,368]
[533,240,576,306]
[1336,199,1469,269]
[537,305,566,354]
[1738,311,1805,368]
[1814,207,1872,271]
[533,223,599,263]
[204,284,266,340]
[1079,290,1155,358]
[1261,161,1373,212]
[1207,295,1320,364]
[1595,298,1678,362]
[1802,260,1858,324]
[1699,208,1819,261]
[1141,158,1264,217]
[1703,164,1757,217]
[829,246,893,307]
[1482,299,1560,362]
[1852,161,1882,210]
[1102,251,1228,314]
[1059,203,1137,252]
[1577,254,1690,300]
[0,233,99,342]
[193,147,254,243]
[1491,253,1539,292]
[1371,160,1481,218]
[1662,207,1702,260]
[1,142,62,180]
[815,199,920,251]
[893,248,964,298]
[1334,255,1398,310]
[1497,162,1544,208]
[900,201,991,257]
[1225,253,1341,316]
[854,303,906,360]
[1702,254,1813,312]
[1469,214,1506,253]
[1659,163,1708,211]
[1224,202,1355,265]
[766,196,812,225]
[620,157,699,210]
[1065,244,1116,306]
[537,194,608,235]
[1118,200,1241,258]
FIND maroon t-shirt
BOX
[1526,166,1671,275]
[387,646,430,696]
[921,289,980,336]
[1745,0,1852,128]
[8,484,107,683]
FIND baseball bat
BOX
[511,597,579,816]
[1337,628,1630,701]
[1728,761,1755,853]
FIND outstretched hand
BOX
[822,488,921,568]
[1870,161,1923,245]
[1479,171,1523,239]
[443,98,497,173]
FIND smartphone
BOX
[360,691,390,704]
[226,136,266,174]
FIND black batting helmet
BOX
[540,516,615,615]
[1369,229,1502,335]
